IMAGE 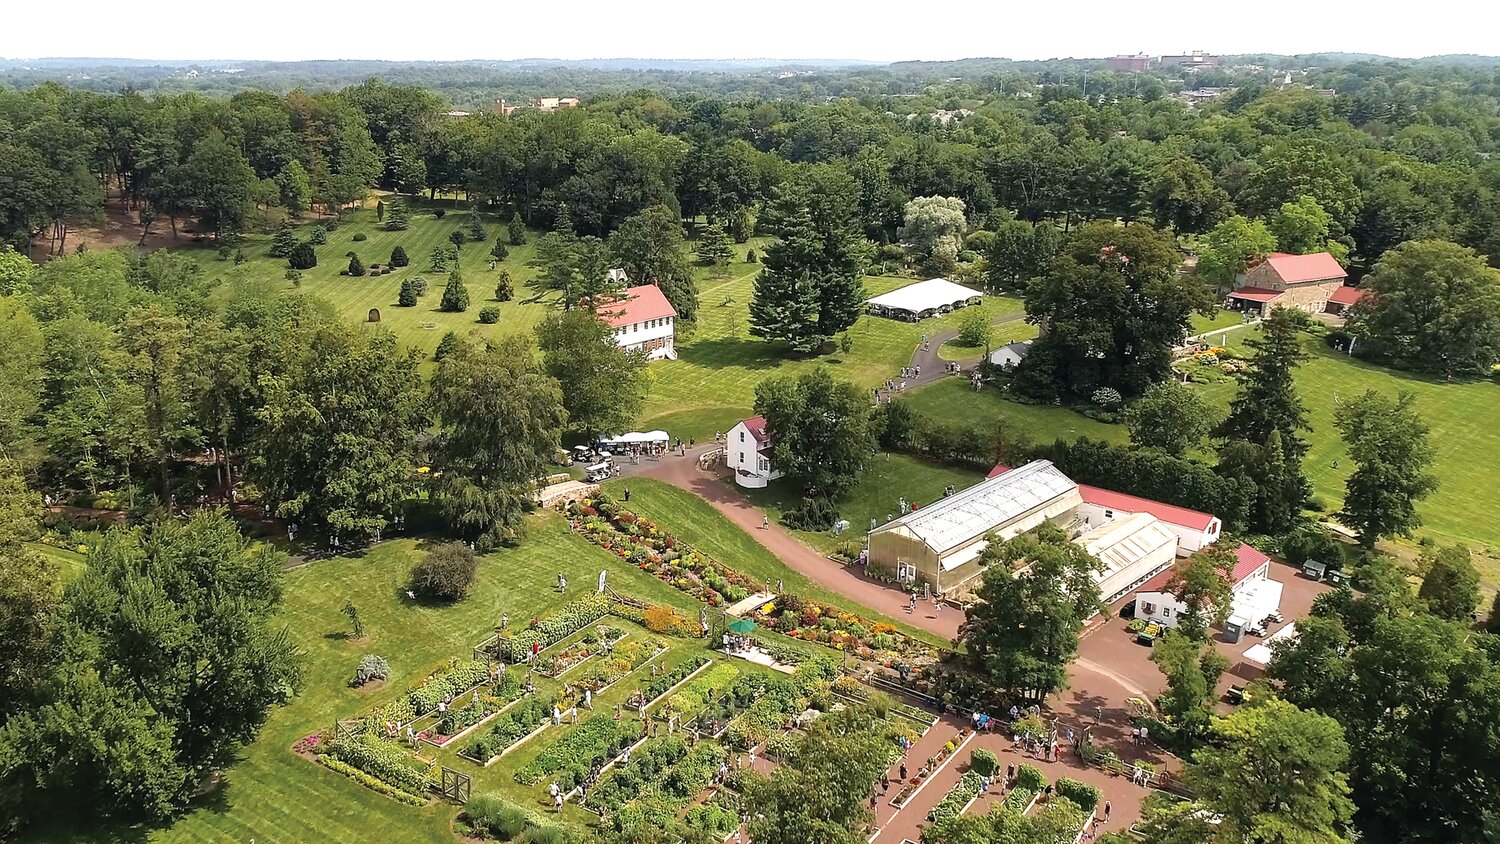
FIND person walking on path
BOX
[1104,801,1112,823]
[762,514,769,529]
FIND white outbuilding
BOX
[866,278,984,321]
[989,340,1033,370]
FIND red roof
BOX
[739,416,770,444]
[1263,252,1346,284]
[599,284,678,328]
[986,463,1218,532]
[1077,485,1218,532]
[1232,543,1270,584]
[1227,286,1284,303]
[1327,285,1365,306]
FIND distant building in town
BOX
[1108,54,1153,73]
[1160,51,1220,70]
[1175,87,1236,107]
[1226,252,1348,317]
[727,416,781,489]
[601,284,678,360]
[495,96,581,116]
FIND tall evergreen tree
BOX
[384,197,410,231]
[751,207,829,352]
[1214,308,1312,533]
[694,222,734,268]
[439,268,470,312]
[389,245,408,267]
[268,222,297,258]
[507,212,527,245]
[397,277,418,307]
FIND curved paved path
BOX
[878,313,1027,400]
[635,449,962,643]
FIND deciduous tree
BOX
[1334,389,1437,548]
[1124,380,1217,456]
[536,310,648,438]
[753,368,874,500]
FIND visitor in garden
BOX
[552,705,561,725]
[584,688,592,709]
[501,612,508,629]
[548,782,559,800]
[761,515,769,529]
[899,762,908,781]
[623,487,630,502]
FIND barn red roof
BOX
[1227,286,1284,303]
[1263,252,1346,284]
[1327,285,1366,306]
[985,464,1218,532]
[599,284,678,328]
[739,416,770,444]
[1232,543,1271,584]
[1076,485,1218,532]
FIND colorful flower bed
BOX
[752,593,933,662]
[929,771,984,822]
[514,714,646,788]
[487,594,615,663]
[568,638,662,694]
[567,496,762,609]
[458,694,559,765]
[537,624,625,677]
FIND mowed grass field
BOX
[903,333,1500,580]
[163,201,1024,440]
[26,496,938,844]
[178,199,555,357]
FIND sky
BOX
[5,0,1498,63]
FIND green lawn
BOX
[30,543,86,587]
[937,320,1038,362]
[902,378,1129,447]
[903,334,1500,583]
[1189,307,1251,337]
[600,477,948,648]
[735,452,982,556]
[169,208,1023,442]
[639,273,1023,439]
[185,200,555,358]
[25,514,716,844]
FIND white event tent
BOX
[866,278,984,320]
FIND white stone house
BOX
[602,284,678,361]
[727,416,780,489]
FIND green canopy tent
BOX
[727,619,756,634]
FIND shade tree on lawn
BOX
[1124,380,1218,457]
[753,367,875,501]
[537,309,648,439]
[1011,221,1213,400]
[610,204,698,321]
[1333,389,1437,548]
[0,511,301,826]
[249,324,425,538]
[901,195,967,277]
[429,334,566,547]
[961,523,1102,703]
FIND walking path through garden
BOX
[636,449,962,643]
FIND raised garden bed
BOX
[515,714,646,789]
[537,623,626,678]
[457,693,561,766]
[928,771,983,822]
[889,729,972,809]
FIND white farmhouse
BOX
[727,416,781,489]
[602,284,678,360]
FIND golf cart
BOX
[571,445,599,465]
[585,462,613,483]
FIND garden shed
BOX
[866,278,984,320]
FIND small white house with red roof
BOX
[1226,251,1347,317]
[601,283,678,360]
[1132,543,1278,631]
[727,416,781,488]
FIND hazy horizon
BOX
[7,0,1499,65]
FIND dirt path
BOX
[636,450,961,643]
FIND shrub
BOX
[353,232,368,241]
[411,275,428,296]
[495,270,514,301]
[309,225,328,245]
[434,208,447,219]
[410,542,479,601]
[285,269,303,285]
[465,793,531,840]
[353,654,390,686]
[408,660,491,713]
[288,243,318,270]
[319,756,425,805]
[1015,762,1046,792]
[390,245,409,267]
[746,248,757,263]
[1055,777,1101,812]
[1091,386,1123,410]
[440,268,470,312]
[957,309,991,347]
[347,254,366,276]
[398,278,419,307]
[969,747,1000,777]
[781,497,838,531]
[478,306,501,324]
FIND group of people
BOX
[721,633,756,654]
